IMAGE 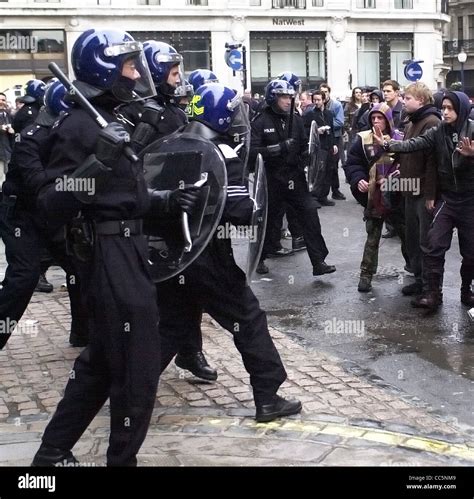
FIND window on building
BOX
[356,0,376,8]
[357,37,379,87]
[458,16,464,43]
[272,0,306,8]
[250,32,326,94]
[34,30,65,53]
[390,39,412,85]
[357,33,413,87]
[97,0,111,4]
[469,15,474,40]
[186,0,208,5]
[440,0,448,14]
[180,38,210,72]
[137,0,160,4]
[270,39,306,77]
[130,31,211,75]
[0,29,66,78]
[249,0,261,5]
[308,38,325,82]
[250,39,268,81]
[312,0,324,6]
[394,0,412,8]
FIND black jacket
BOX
[303,107,336,151]
[389,92,474,194]
[250,106,308,173]
[37,95,150,229]
[12,103,41,134]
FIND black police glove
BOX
[95,122,130,168]
[266,138,297,157]
[280,138,297,154]
[169,186,201,215]
[140,100,165,129]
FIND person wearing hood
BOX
[354,89,384,134]
[377,91,474,311]
[398,82,441,300]
[344,102,407,293]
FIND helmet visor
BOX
[115,49,157,102]
[272,86,296,97]
[174,82,194,98]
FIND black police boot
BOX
[256,260,269,275]
[313,261,336,276]
[175,351,218,381]
[32,444,78,467]
[35,273,53,293]
[255,395,302,423]
[292,236,306,252]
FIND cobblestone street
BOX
[1,285,473,466]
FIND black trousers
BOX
[156,239,287,406]
[263,170,329,267]
[311,149,330,200]
[41,234,161,466]
[424,198,474,284]
[0,203,88,349]
[328,138,342,192]
[404,196,432,286]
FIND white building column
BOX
[326,17,352,100]
[414,31,443,89]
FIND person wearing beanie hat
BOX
[344,102,407,293]
[377,90,474,311]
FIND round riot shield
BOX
[140,132,227,282]
[246,153,268,282]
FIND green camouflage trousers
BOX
[360,216,406,276]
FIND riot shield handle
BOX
[182,173,208,253]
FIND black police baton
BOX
[48,62,139,163]
[288,95,295,138]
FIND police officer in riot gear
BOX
[156,83,302,422]
[188,68,219,92]
[12,79,46,133]
[250,79,336,277]
[140,40,218,381]
[0,79,89,349]
[32,29,201,467]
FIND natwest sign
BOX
[272,18,305,26]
